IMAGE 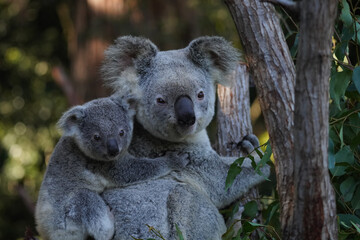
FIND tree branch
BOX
[261,0,299,14]
[52,65,81,106]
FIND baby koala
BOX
[35,95,189,240]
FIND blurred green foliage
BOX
[0,0,68,238]
[329,0,360,238]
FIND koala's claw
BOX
[238,134,260,154]
[166,151,190,168]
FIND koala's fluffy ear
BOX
[57,106,86,136]
[110,94,139,118]
[187,36,240,86]
[101,36,158,93]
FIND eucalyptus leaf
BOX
[340,125,344,147]
[225,157,245,190]
[348,113,360,134]
[338,214,360,228]
[243,201,258,219]
[351,186,360,210]
[335,41,348,61]
[335,146,355,165]
[353,66,360,94]
[339,177,357,202]
[330,146,355,176]
[340,0,353,27]
[330,70,352,109]
[350,133,360,149]
[351,221,360,233]
[175,224,184,240]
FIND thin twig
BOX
[52,65,81,106]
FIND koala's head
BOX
[57,96,136,161]
[102,36,239,142]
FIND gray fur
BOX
[100,36,269,240]
[35,96,189,240]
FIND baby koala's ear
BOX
[110,94,139,117]
[57,106,86,136]
[125,94,139,111]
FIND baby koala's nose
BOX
[107,139,119,157]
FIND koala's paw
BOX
[166,151,190,169]
[89,206,115,240]
[238,134,260,154]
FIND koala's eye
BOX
[93,134,101,141]
[119,130,125,137]
[156,97,166,105]
[197,91,205,100]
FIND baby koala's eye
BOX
[93,134,101,141]
[119,129,125,137]
[156,97,166,105]
[197,91,204,100]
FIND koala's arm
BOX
[208,152,270,209]
[63,188,114,240]
[107,152,189,186]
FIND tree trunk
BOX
[57,0,124,104]
[215,64,252,157]
[215,64,261,235]
[292,1,337,239]
[224,0,296,236]
[225,0,338,239]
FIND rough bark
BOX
[215,64,253,157]
[224,0,296,236]
[225,0,338,239]
[292,1,337,239]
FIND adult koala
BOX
[101,36,269,240]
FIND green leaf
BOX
[339,125,344,147]
[256,143,272,171]
[351,186,360,210]
[175,224,184,240]
[329,127,341,145]
[353,66,360,94]
[348,112,360,134]
[338,214,360,228]
[264,202,279,225]
[351,221,360,233]
[255,148,264,159]
[221,225,236,240]
[243,201,258,219]
[330,146,354,176]
[350,133,360,149]
[356,22,360,45]
[345,83,360,101]
[330,70,352,109]
[340,177,357,202]
[341,24,355,42]
[242,221,259,234]
[335,41,348,61]
[225,157,245,190]
[328,138,335,169]
[340,0,353,27]
[248,154,256,169]
[335,146,355,165]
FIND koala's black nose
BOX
[107,139,119,157]
[174,95,196,127]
